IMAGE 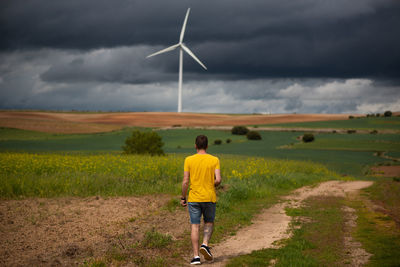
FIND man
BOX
[181,135,222,265]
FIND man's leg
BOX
[202,222,214,246]
[188,203,202,260]
[199,203,216,261]
[191,224,200,257]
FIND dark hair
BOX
[195,135,208,150]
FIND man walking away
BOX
[181,135,222,265]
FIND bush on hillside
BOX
[349,115,354,119]
[122,130,164,156]
[214,139,222,145]
[347,129,357,134]
[226,138,232,144]
[231,126,249,135]
[246,131,262,140]
[302,133,315,143]
[384,110,392,117]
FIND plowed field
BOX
[0,111,350,133]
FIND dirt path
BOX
[204,180,373,266]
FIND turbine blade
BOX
[181,44,207,70]
[146,43,180,58]
[179,8,191,43]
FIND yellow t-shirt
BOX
[184,153,220,203]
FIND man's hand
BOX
[180,197,187,207]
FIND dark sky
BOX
[1,0,399,113]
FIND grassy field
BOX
[227,179,400,267]
[293,132,400,152]
[0,151,341,266]
[1,127,396,176]
[1,115,400,266]
[258,117,400,131]
[0,152,340,199]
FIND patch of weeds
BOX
[163,198,179,212]
[285,207,304,216]
[128,217,136,222]
[141,228,172,249]
[147,256,166,267]
[80,258,107,267]
[28,215,37,225]
[107,246,127,262]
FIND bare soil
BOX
[0,195,188,266]
[370,166,400,177]
[0,111,349,134]
[0,181,373,266]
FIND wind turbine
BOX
[146,8,207,113]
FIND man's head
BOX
[195,135,208,150]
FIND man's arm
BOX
[214,168,221,186]
[181,171,190,206]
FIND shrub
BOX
[214,139,222,145]
[349,115,354,119]
[246,131,262,140]
[302,133,315,143]
[122,130,164,156]
[370,130,378,134]
[231,126,249,135]
[384,110,392,117]
[226,138,232,144]
[347,130,357,134]
[376,113,380,117]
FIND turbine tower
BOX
[147,8,207,113]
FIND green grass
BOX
[226,196,347,267]
[0,127,395,176]
[350,181,400,267]
[0,127,140,151]
[227,181,400,266]
[0,127,57,140]
[386,151,400,159]
[258,117,400,131]
[141,229,172,249]
[293,133,400,152]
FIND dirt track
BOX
[205,180,373,266]
[0,111,350,133]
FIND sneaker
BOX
[190,257,201,265]
[200,244,213,261]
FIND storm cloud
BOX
[0,0,399,113]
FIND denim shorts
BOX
[188,202,216,224]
